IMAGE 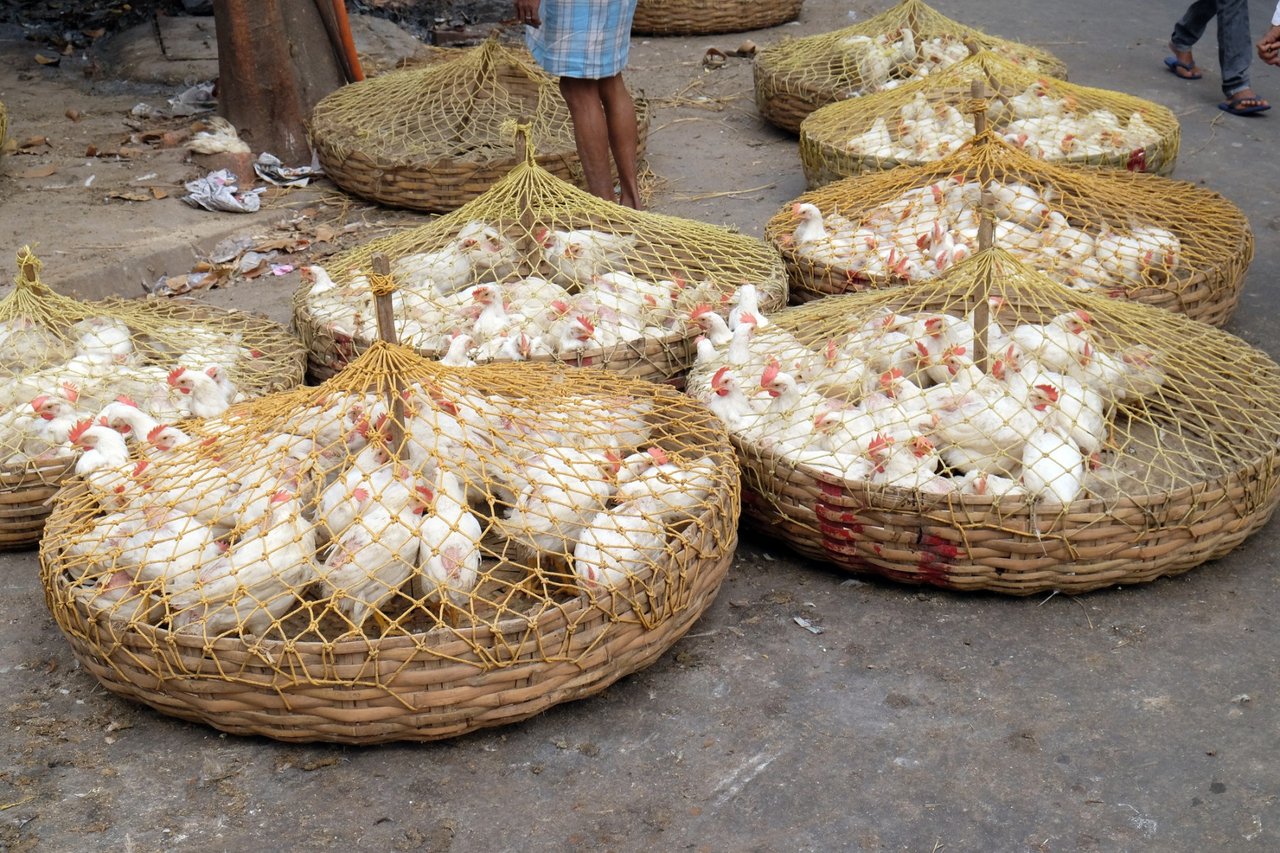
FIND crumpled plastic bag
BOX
[253,152,324,188]
[181,169,265,213]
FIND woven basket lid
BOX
[310,35,652,212]
[296,129,788,384]
[688,246,1280,592]
[41,337,739,741]
[800,51,1179,181]
[768,131,1251,326]
[754,0,1067,131]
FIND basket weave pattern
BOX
[41,343,741,741]
[311,38,651,212]
[753,0,1067,133]
[632,0,804,36]
[296,146,787,384]
[799,52,1179,183]
[685,250,1280,594]
[766,134,1252,327]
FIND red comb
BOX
[270,491,292,504]
[576,315,595,334]
[738,311,758,326]
[647,447,670,466]
[61,381,79,403]
[67,419,93,446]
[166,366,185,386]
[352,487,369,503]
[115,395,137,407]
[132,460,150,477]
[205,366,220,378]
[760,361,780,387]
[690,302,714,319]
[711,366,730,388]
[146,425,168,445]
[867,433,893,456]
[29,395,49,413]
[1035,384,1060,402]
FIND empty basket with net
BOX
[632,0,804,36]
[0,248,306,548]
[800,52,1179,184]
[686,245,1280,594]
[295,129,788,385]
[40,289,740,742]
[310,35,652,213]
[753,0,1067,133]
[766,130,1252,327]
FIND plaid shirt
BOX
[526,0,638,79]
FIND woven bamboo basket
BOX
[41,337,740,742]
[800,52,1179,184]
[296,130,787,385]
[632,0,804,36]
[0,248,306,548]
[311,36,651,213]
[684,248,1280,594]
[753,0,1067,133]
[766,131,1252,327]
[0,100,8,155]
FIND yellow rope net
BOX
[753,0,1068,133]
[41,333,739,739]
[0,248,306,545]
[766,131,1252,327]
[685,247,1280,594]
[0,100,8,153]
[295,130,789,384]
[309,35,651,212]
[800,52,1180,182]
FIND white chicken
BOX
[573,498,669,592]
[165,490,317,637]
[316,482,423,631]
[414,469,484,621]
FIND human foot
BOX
[1164,44,1203,79]
[1219,89,1271,115]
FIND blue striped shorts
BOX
[526,0,639,79]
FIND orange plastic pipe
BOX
[332,0,365,81]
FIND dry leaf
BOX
[16,164,57,179]
[65,109,82,122]
[19,136,50,150]
[82,27,106,39]
[61,43,75,56]
[107,190,154,202]
[85,144,98,157]
[115,147,147,159]
[314,224,339,243]
[149,187,170,200]
[34,54,60,66]
[252,237,311,253]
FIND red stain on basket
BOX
[819,481,843,497]
[921,534,960,560]
[1126,148,1147,172]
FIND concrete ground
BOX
[1,0,1278,850]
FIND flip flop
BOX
[1219,95,1271,115]
[1163,56,1202,79]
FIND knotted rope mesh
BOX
[686,247,1280,593]
[766,132,1252,327]
[295,135,788,384]
[41,339,739,738]
[753,0,1067,133]
[0,100,8,153]
[0,248,305,544]
[801,51,1179,182]
[310,35,651,212]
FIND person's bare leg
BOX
[558,76,615,203]
[599,73,641,210]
